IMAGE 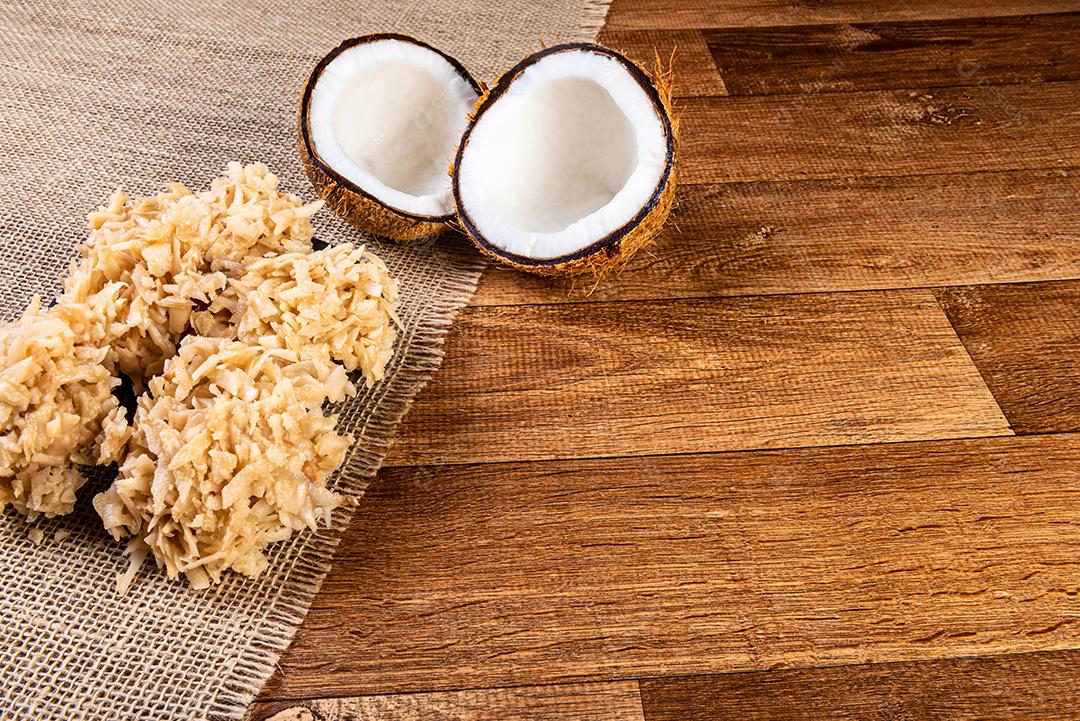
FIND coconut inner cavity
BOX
[307,38,478,218]
[332,61,461,197]
[478,78,637,233]
[456,49,669,261]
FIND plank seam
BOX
[634,679,650,721]
[468,276,1080,312]
[256,679,646,706]
[698,75,1080,100]
[931,289,1018,434]
[382,428,1080,470]
[255,648,1080,704]
[608,9,1080,33]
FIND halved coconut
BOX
[300,34,481,241]
[453,43,676,275]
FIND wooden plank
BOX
[249,681,643,721]
[265,434,1080,697]
[472,169,1080,305]
[640,650,1080,721]
[598,29,727,97]
[677,81,1080,185]
[935,280,1080,434]
[385,289,1008,466]
[705,13,1080,96]
[605,0,1080,30]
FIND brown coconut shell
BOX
[298,33,482,242]
[451,43,678,276]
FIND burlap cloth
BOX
[0,1,610,718]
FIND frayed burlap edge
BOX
[208,0,620,699]
[0,0,617,715]
[206,250,488,718]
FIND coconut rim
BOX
[452,42,676,268]
[300,33,484,223]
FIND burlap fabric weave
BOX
[0,1,610,718]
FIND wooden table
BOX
[251,1,1080,718]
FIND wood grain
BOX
[472,169,1080,305]
[935,281,1080,433]
[677,82,1080,185]
[598,29,727,97]
[605,0,1080,30]
[705,13,1080,96]
[266,433,1080,698]
[640,650,1080,721]
[385,289,1008,465]
[256,1,1080,713]
[249,681,643,721]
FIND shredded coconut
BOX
[63,162,321,381]
[93,336,355,591]
[1,162,399,590]
[0,288,131,519]
[193,243,399,385]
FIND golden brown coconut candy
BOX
[192,242,399,386]
[93,336,356,592]
[63,162,322,381]
[0,287,132,519]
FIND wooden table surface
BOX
[250,1,1080,718]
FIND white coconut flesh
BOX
[456,50,669,261]
[307,38,478,219]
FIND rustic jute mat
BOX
[0,1,610,718]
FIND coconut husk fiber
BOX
[0,0,612,719]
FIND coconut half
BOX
[300,34,481,241]
[453,43,676,275]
